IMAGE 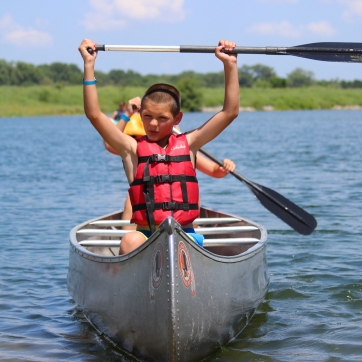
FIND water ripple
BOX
[1,112,362,361]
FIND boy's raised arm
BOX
[187,40,239,151]
[78,39,136,158]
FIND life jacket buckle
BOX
[162,202,176,210]
[155,154,167,162]
[157,174,171,183]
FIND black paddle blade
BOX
[246,181,317,235]
[290,42,362,63]
[198,146,317,235]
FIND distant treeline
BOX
[1,58,361,89]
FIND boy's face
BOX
[141,100,182,145]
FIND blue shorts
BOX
[137,228,204,247]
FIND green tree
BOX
[177,77,203,112]
[340,79,362,88]
[287,68,315,87]
[11,62,42,85]
[238,66,254,87]
[143,73,171,87]
[238,64,277,87]
[202,71,224,88]
[253,79,271,88]
[38,62,82,84]
[109,69,144,86]
[249,64,276,81]
[269,77,287,88]
[0,59,13,85]
[108,69,126,85]
[94,70,110,85]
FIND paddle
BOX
[171,128,317,235]
[88,42,362,63]
[197,147,317,235]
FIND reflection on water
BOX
[1,110,362,361]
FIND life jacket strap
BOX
[138,154,191,164]
[132,202,199,212]
[142,157,156,232]
[130,174,198,186]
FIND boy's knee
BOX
[119,232,146,255]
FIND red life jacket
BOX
[129,134,199,231]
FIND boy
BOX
[78,38,239,255]
[103,98,236,232]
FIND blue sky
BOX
[1,0,362,80]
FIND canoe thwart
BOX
[90,217,241,227]
[203,238,260,246]
[79,237,260,248]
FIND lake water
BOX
[1,110,361,361]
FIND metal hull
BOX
[67,207,269,361]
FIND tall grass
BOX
[203,86,362,110]
[1,85,362,117]
[0,85,144,117]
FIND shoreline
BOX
[2,106,362,119]
[202,105,362,112]
[2,85,362,117]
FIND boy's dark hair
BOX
[142,83,181,116]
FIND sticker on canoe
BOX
[150,242,164,300]
[178,241,196,296]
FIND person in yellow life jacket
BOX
[124,109,145,137]
[104,97,145,154]
[79,38,239,255]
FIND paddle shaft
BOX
[198,148,299,218]
[198,148,260,189]
[197,147,317,233]
[92,44,362,55]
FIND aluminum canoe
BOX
[67,206,269,361]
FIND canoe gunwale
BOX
[69,208,267,264]
[70,217,163,262]
[175,226,267,263]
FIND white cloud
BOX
[0,13,52,47]
[257,0,298,3]
[306,21,336,36]
[81,12,127,31]
[321,0,362,20]
[248,21,302,38]
[339,0,362,20]
[81,0,185,30]
[4,29,53,46]
[248,20,336,38]
[0,13,12,29]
